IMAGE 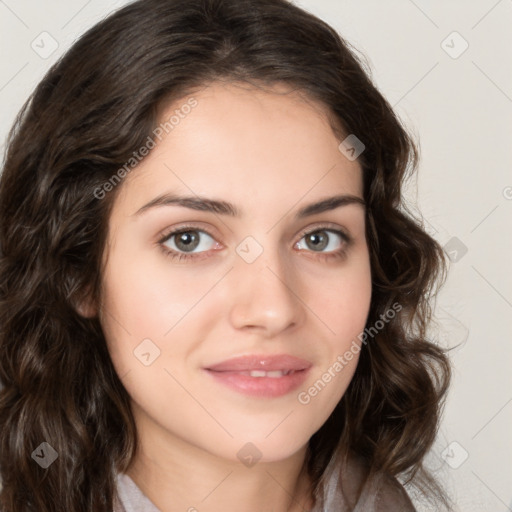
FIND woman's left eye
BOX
[295,229,349,254]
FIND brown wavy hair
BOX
[0,0,451,510]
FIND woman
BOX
[0,0,451,510]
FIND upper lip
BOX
[205,354,312,372]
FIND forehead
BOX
[115,81,363,215]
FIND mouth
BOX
[203,354,312,398]
[216,369,297,378]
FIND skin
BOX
[83,81,372,512]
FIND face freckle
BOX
[97,81,372,466]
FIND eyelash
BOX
[157,224,352,263]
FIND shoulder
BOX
[332,453,416,511]
[374,473,416,512]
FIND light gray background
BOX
[1,1,511,510]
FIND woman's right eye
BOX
[159,228,219,261]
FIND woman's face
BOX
[94,81,372,463]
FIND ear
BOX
[73,287,98,319]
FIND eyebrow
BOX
[133,193,365,219]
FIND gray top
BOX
[114,473,161,512]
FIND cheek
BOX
[98,245,227,383]
[100,246,213,336]
[312,256,372,349]
[297,263,371,430]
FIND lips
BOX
[205,354,312,373]
[203,354,312,398]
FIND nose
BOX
[227,249,306,337]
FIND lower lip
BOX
[203,368,311,398]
